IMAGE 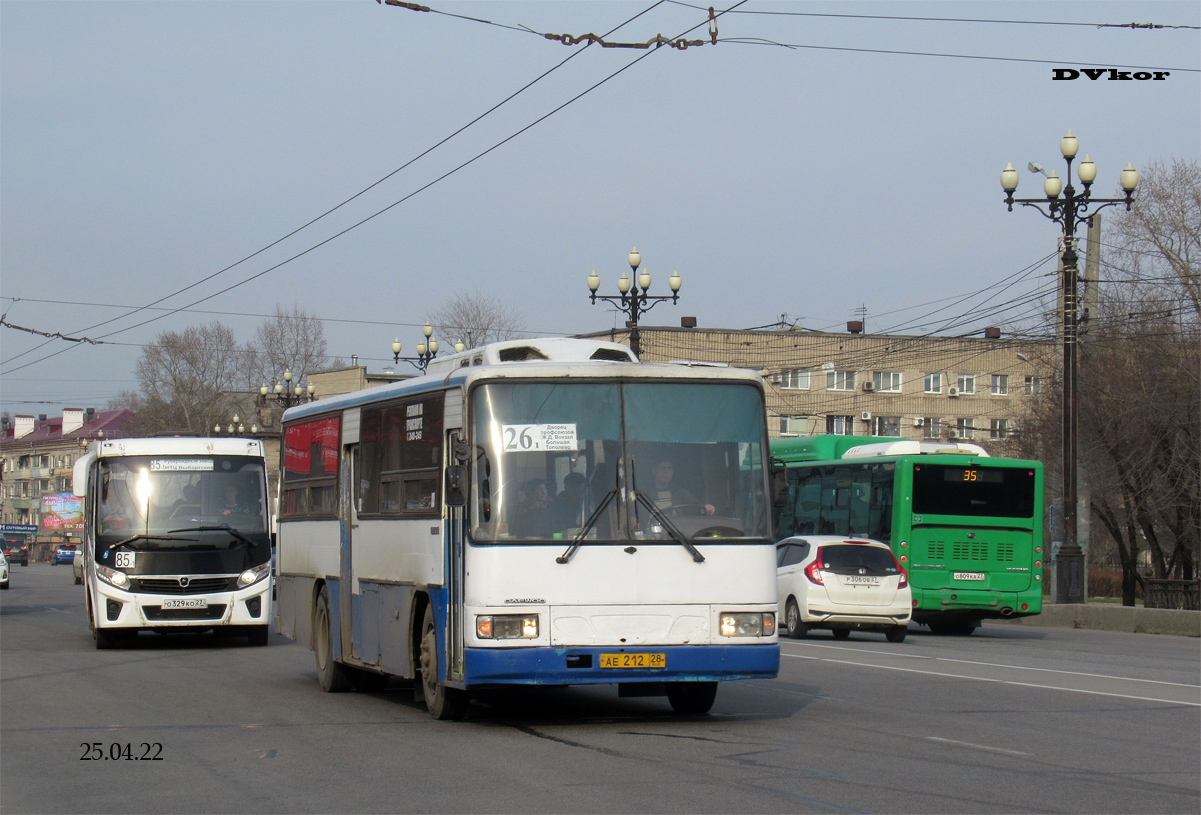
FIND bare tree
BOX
[116,321,245,435]
[249,303,341,390]
[429,289,526,349]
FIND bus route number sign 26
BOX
[501,424,578,452]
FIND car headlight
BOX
[720,612,775,637]
[237,563,271,588]
[96,565,129,590]
[476,614,538,639]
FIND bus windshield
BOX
[911,464,1036,518]
[95,455,269,550]
[470,381,770,543]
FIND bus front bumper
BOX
[462,643,779,686]
[93,581,272,630]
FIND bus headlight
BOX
[476,615,538,639]
[237,563,271,588]
[96,565,129,590]
[720,612,775,637]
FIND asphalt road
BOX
[2,563,1198,814]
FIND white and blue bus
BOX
[275,338,779,718]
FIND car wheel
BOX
[1,581,9,590]
[667,681,718,715]
[313,586,351,692]
[885,626,908,643]
[785,598,808,639]
[831,627,851,640]
[419,604,468,720]
[74,575,82,585]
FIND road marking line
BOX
[927,737,1030,756]
[781,653,1201,706]
[785,642,1200,688]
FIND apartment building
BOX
[584,324,1051,447]
[0,408,134,557]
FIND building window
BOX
[872,371,902,393]
[1025,375,1041,396]
[779,416,807,436]
[956,418,976,439]
[826,415,855,435]
[924,373,942,394]
[956,374,976,395]
[990,419,1009,440]
[872,416,901,437]
[780,369,810,390]
[991,374,1009,395]
[826,370,856,391]
[922,418,942,440]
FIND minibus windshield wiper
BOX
[169,524,257,548]
[104,534,196,552]
[634,491,705,563]
[555,489,617,565]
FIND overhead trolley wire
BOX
[1,2,743,378]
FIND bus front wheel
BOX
[418,605,468,720]
[667,682,718,715]
[314,586,352,692]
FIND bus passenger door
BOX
[446,431,466,682]
[339,444,359,661]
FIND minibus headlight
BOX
[476,614,538,639]
[96,565,129,590]
[720,612,775,637]
[238,563,271,588]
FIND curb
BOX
[992,603,1200,637]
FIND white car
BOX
[777,536,911,642]
[1,552,9,590]
[72,547,84,585]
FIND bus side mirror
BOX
[445,465,468,507]
[771,462,789,507]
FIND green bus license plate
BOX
[600,653,666,669]
[953,572,986,581]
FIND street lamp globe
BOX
[617,272,631,294]
[1077,155,1096,185]
[587,270,600,293]
[1000,163,1019,193]
[1059,129,1079,158]
[628,247,641,271]
[1043,170,1063,199]
[1121,163,1139,192]
[669,271,682,293]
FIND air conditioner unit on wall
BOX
[860,411,872,421]
[862,381,875,392]
[913,417,924,427]
[948,386,960,397]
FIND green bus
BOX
[771,435,1043,634]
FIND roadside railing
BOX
[1143,579,1201,611]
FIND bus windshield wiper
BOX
[169,524,257,548]
[104,534,195,552]
[634,491,706,563]
[556,489,617,565]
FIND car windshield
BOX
[816,544,899,575]
[470,381,771,544]
[94,455,268,552]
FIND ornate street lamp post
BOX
[586,247,682,358]
[260,369,316,411]
[1000,130,1138,604]
[213,414,260,437]
[392,321,465,373]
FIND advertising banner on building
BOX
[40,493,84,531]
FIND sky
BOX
[2,0,1198,418]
